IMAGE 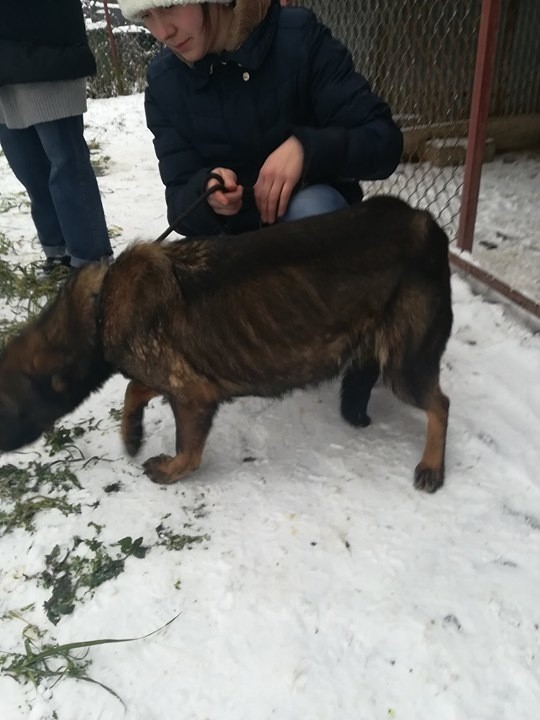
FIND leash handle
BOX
[205,171,227,189]
[153,172,227,243]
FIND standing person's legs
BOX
[35,115,113,267]
[279,184,349,223]
[0,123,68,260]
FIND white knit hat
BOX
[118,0,233,23]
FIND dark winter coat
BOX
[145,0,403,236]
[0,0,96,88]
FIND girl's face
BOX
[141,5,208,62]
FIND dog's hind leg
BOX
[143,395,218,484]
[390,363,449,493]
[340,355,380,427]
[121,380,160,456]
[414,383,449,493]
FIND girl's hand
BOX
[206,168,243,216]
[254,137,304,224]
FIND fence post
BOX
[102,0,125,96]
[457,0,502,252]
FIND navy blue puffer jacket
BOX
[145,0,403,235]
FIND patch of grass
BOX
[0,192,29,214]
[0,614,180,707]
[0,496,81,536]
[10,260,67,304]
[42,418,110,461]
[0,604,37,622]
[107,225,123,239]
[0,231,67,324]
[40,529,148,625]
[1,640,94,694]
[0,461,83,535]
[0,461,81,503]
[180,491,210,520]
[104,481,122,493]
[43,424,87,458]
[91,154,110,177]
[0,230,11,253]
[155,523,209,552]
[0,260,67,349]
[108,407,123,423]
[192,501,209,519]
[0,256,21,301]
[115,536,147,559]
[88,140,110,177]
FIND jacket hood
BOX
[226,0,272,51]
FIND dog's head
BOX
[0,366,74,451]
[0,265,113,452]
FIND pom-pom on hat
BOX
[118,0,233,23]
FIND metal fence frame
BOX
[453,0,539,318]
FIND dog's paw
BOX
[340,402,372,428]
[345,410,372,428]
[143,454,178,484]
[414,463,444,493]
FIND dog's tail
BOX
[373,206,453,405]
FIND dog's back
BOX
[107,196,451,395]
[168,195,448,298]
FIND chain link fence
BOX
[294,0,482,237]
[84,0,160,97]
[292,0,539,239]
[84,0,540,306]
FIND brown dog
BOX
[0,196,452,491]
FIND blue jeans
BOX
[0,116,112,267]
[279,183,349,223]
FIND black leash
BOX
[153,172,227,243]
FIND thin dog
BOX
[0,196,453,491]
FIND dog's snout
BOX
[0,390,25,451]
[0,377,49,452]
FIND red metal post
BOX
[102,0,125,95]
[457,0,502,252]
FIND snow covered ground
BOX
[0,94,539,720]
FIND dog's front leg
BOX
[143,396,218,485]
[121,380,160,456]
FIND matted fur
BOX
[0,196,453,491]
